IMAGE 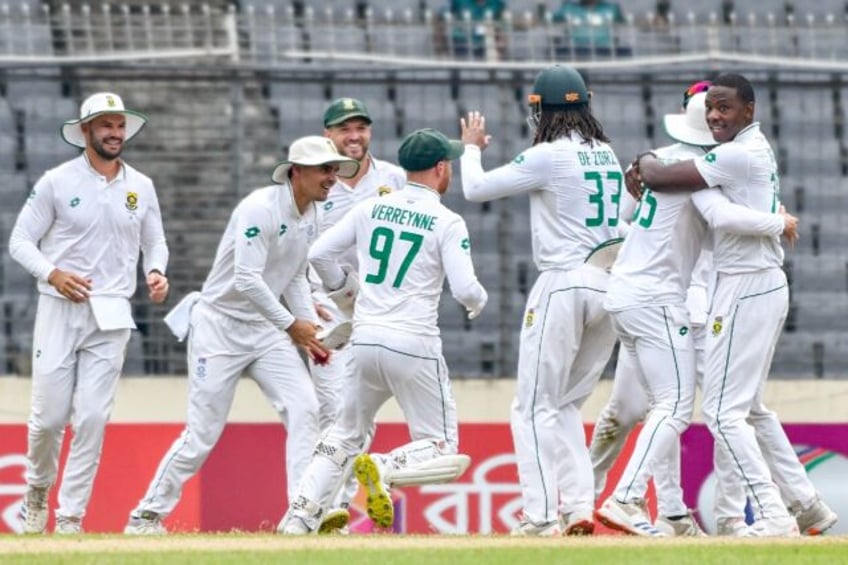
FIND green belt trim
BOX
[714,282,787,518]
[528,284,607,521]
[620,306,683,501]
[352,342,449,445]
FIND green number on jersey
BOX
[364,227,423,288]
[584,170,623,227]
[632,189,658,228]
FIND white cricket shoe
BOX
[19,486,49,534]
[792,497,838,536]
[715,517,747,536]
[510,517,563,537]
[54,516,82,535]
[654,513,706,537]
[561,510,595,536]
[594,498,665,537]
[277,513,313,535]
[124,511,167,536]
[743,515,800,537]
[353,453,394,529]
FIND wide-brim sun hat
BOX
[61,92,147,148]
[663,91,716,147]
[271,136,359,183]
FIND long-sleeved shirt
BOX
[606,142,784,311]
[199,182,318,330]
[694,122,785,274]
[318,154,406,273]
[461,135,622,271]
[309,182,487,337]
[9,154,168,299]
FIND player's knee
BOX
[29,412,68,436]
[72,411,109,436]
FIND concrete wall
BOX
[1,376,845,424]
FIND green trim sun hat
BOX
[61,92,147,148]
[663,91,716,147]
[271,136,360,183]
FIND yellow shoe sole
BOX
[318,508,350,534]
[353,454,393,529]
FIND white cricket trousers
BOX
[292,327,457,517]
[28,294,131,520]
[701,267,791,521]
[510,266,617,524]
[609,305,696,507]
[133,302,319,517]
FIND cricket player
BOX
[311,97,406,432]
[628,73,812,537]
[278,128,487,534]
[310,98,405,534]
[595,86,800,537]
[460,65,622,536]
[9,92,169,534]
[123,136,356,535]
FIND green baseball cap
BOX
[398,128,464,172]
[323,97,372,127]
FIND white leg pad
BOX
[384,454,471,487]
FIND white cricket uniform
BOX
[603,142,708,511]
[310,155,405,431]
[288,182,486,527]
[694,123,801,522]
[8,154,168,521]
[461,137,620,524]
[132,182,320,518]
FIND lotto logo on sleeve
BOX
[244,226,260,238]
[705,153,717,163]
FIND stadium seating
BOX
[1,1,847,378]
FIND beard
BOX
[90,136,123,160]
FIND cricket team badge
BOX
[377,185,392,196]
[712,316,723,337]
[524,308,535,328]
[125,191,138,211]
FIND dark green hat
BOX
[528,65,590,108]
[323,97,372,127]
[398,128,464,172]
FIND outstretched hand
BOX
[460,111,492,150]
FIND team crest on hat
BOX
[106,95,117,108]
[343,98,356,110]
[125,191,138,211]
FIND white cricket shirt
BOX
[461,135,622,271]
[200,182,318,330]
[605,143,709,311]
[309,182,487,337]
[318,155,406,271]
[9,154,168,298]
[694,123,784,273]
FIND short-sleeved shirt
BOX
[693,123,783,274]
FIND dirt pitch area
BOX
[1,534,847,555]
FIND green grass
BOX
[1,535,845,565]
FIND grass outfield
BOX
[0,535,846,564]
